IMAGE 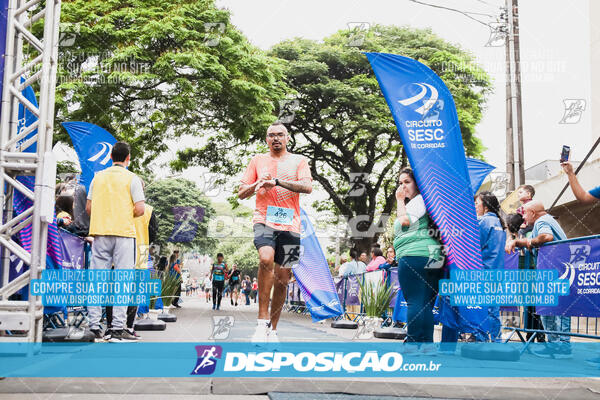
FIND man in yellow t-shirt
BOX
[86,141,145,342]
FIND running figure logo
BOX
[209,316,234,340]
[346,173,369,198]
[560,244,591,288]
[282,244,303,268]
[191,345,223,375]
[559,99,586,124]
[169,206,205,243]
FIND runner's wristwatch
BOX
[275,178,279,186]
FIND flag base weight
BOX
[157,313,177,323]
[373,327,407,340]
[134,318,167,331]
[331,320,358,329]
[42,327,95,342]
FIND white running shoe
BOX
[251,319,271,343]
[267,330,279,343]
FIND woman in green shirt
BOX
[394,168,444,345]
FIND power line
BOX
[473,0,503,8]
[408,0,497,27]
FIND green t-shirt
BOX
[393,214,443,261]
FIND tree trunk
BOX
[352,236,376,258]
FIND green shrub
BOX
[359,278,396,318]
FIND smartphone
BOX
[560,145,570,163]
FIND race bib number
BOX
[266,206,294,225]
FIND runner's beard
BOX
[271,142,284,153]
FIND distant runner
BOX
[211,253,227,310]
[227,264,241,306]
[238,121,312,342]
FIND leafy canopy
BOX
[178,25,493,253]
[54,0,285,170]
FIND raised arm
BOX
[238,181,260,199]
[255,177,312,194]
[275,178,312,194]
[506,233,554,253]
[562,162,598,205]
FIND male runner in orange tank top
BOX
[238,121,312,342]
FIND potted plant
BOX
[148,271,181,322]
[357,278,395,338]
[159,271,182,309]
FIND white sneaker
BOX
[267,330,279,343]
[251,319,271,343]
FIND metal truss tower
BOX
[0,0,61,342]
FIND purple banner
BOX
[388,268,399,306]
[501,251,520,312]
[389,268,407,322]
[536,236,600,317]
[334,277,345,305]
[58,229,84,270]
[345,275,360,306]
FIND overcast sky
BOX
[215,0,594,172]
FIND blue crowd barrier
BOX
[286,236,600,340]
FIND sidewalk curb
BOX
[212,378,600,400]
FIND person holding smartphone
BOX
[561,162,600,204]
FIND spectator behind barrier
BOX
[71,183,90,237]
[335,255,348,276]
[339,249,366,276]
[515,185,535,215]
[55,194,74,229]
[157,255,168,272]
[505,213,524,239]
[473,191,506,343]
[506,211,546,342]
[359,252,368,265]
[378,247,398,270]
[365,247,385,272]
[505,200,571,358]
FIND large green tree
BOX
[174,25,492,253]
[53,0,285,170]
[145,178,216,252]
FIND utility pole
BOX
[409,0,526,190]
[505,0,525,189]
[511,0,525,186]
[504,2,515,191]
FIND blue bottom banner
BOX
[2,342,600,377]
